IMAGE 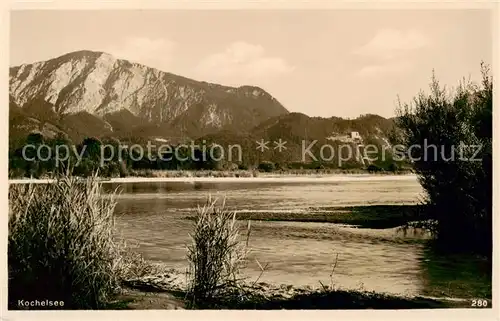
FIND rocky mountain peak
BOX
[9,50,289,140]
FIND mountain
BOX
[9,50,401,170]
[251,112,395,145]
[199,112,400,168]
[9,50,289,142]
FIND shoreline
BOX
[116,267,475,310]
[9,173,418,185]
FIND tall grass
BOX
[8,174,122,309]
[186,196,251,308]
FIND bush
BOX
[186,197,250,308]
[73,158,99,177]
[367,164,382,173]
[395,64,492,256]
[257,161,275,172]
[387,163,399,172]
[237,164,249,170]
[8,174,121,309]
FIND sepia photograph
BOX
[6,7,494,313]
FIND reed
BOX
[185,196,251,308]
[8,174,122,309]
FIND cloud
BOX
[105,37,176,71]
[354,29,430,59]
[194,41,294,85]
[355,61,413,78]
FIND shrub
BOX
[387,163,399,172]
[257,161,275,172]
[186,197,250,308]
[237,164,249,170]
[395,64,492,256]
[367,164,382,173]
[73,158,99,177]
[8,174,121,309]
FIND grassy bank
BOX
[128,169,259,178]
[119,168,414,178]
[104,266,476,310]
[12,167,414,180]
[186,205,427,229]
[186,288,470,309]
[109,282,471,310]
[256,168,414,176]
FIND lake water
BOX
[104,175,429,296]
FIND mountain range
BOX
[9,50,398,167]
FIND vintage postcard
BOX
[3,1,498,320]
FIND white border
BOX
[1,1,499,320]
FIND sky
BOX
[10,10,492,118]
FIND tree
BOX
[387,163,399,172]
[81,137,102,161]
[258,161,275,172]
[395,64,492,256]
[367,164,382,173]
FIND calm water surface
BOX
[104,176,427,296]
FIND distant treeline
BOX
[8,133,405,178]
[9,135,225,178]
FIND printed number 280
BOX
[471,299,488,307]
